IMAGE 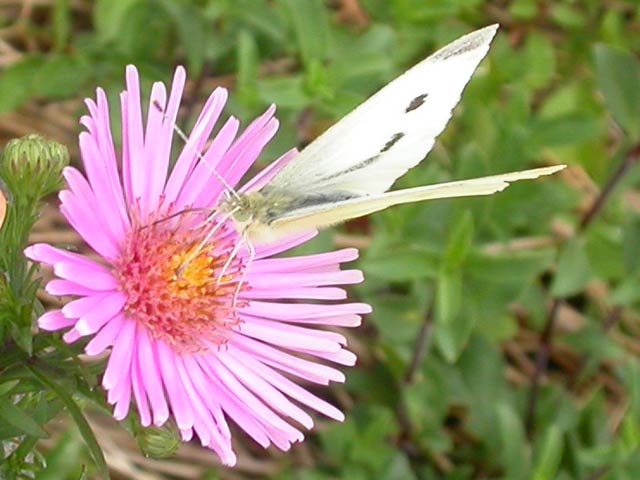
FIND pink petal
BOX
[78,133,128,241]
[62,328,81,343]
[122,65,146,210]
[130,342,152,426]
[62,293,113,319]
[38,310,75,331]
[102,317,136,390]
[228,347,344,421]
[240,286,347,301]
[54,263,116,292]
[157,341,194,430]
[176,116,240,208]
[164,88,229,204]
[85,313,126,356]
[238,317,345,353]
[141,81,168,215]
[253,230,318,260]
[240,148,298,193]
[250,248,359,274]
[136,327,169,426]
[200,356,303,441]
[75,292,126,335]
[231,335,345,384]
[242,301,371,321]
[46,279,105,297]
[248,270,364,290]
[59,193,119,260]
[218,350,314,429]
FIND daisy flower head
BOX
[26,65,371,466]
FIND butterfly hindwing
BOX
[260,166,565,239]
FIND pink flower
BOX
[26,65,370,466]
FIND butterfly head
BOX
[219,191,293,244]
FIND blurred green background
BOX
[2,0,640,478]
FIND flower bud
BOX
[0,134,69,200]
[135,425,181,458]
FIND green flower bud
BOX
[136,425,181,458]
[0,134,69,201]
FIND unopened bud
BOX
[0,134,69,200]
[136,425,181,458]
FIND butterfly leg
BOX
[231,237,255,308]
[176,208,236,278]
[216,232,246,284]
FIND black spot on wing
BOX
[319,155,379,182]
[381,132,405,153]
[434,35,486,60]
[405,94,428,113]
[319,132,406,182]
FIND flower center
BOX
[114,214,245,352]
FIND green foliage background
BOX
[1,0,640,478]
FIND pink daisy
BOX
[25,65,370,466]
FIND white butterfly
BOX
[216,24,564,247]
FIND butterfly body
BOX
[221,189,355,243]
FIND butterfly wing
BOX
[260,24,499,198]
[246,166,565,242]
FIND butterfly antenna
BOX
[152,100,242,202]
[143,206,211,230]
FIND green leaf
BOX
[257,76,310,108]
[381,453,417,480]
[27,365,109,480]
[0,379,19,396]
[551,237,591,298]
[623,215,640,273]
[523,33,556,89]
[509,0,538,20]
[533,425,564,480]
[620,413,640,454]
[156,0,207,74]
[0,56,42,113]
[282,0,331,66]
[0,395,48,438]
[550,3,586,28]
[586,224,625,281]
[403,366,450,436]
[434,268,474,362]
[529,115,603,148]
[441,210,474,270]
[364,248,439,281]
[593,44,640,140]
[234,1,288,44]
[94,0,141,43]
[32,56,91,99]
[236,30,260,108]
[39,429,85,480]
[53,0,71,52]
[496,402,530,479]
[435,268,462,328]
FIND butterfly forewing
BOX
[260,24,499,200]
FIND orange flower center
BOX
[114,215,245,352]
